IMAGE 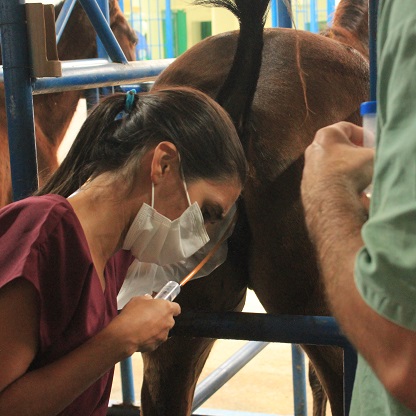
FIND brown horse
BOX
[141,1,369,415]
[0,0,137,207]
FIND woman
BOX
[0,87,247,415]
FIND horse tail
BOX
[195,0,270,153]
[323,0,369,58]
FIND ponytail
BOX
[36,94,127,197]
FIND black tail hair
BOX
[195,0,270,153]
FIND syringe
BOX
[153,210,239,301]
[153,281,181,301]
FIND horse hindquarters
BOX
[152,28,368,416]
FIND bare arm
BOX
[301,122,416,411]
[0,278,180,416]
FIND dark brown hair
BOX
[37,87,248,197]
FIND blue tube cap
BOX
[360,101,377,115]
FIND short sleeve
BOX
[354,3,416,331]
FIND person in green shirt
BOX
[301,0,416,414]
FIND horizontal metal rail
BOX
[0,59,173,94]
[171,312,349,347]
[171,311,356,416]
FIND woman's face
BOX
[187,179,241,225]
[154,175,241,227]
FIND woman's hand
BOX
[107,295,181,357]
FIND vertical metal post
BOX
[165,0,174,58]
[310,0,318,33]
[271,0,278,28]
[95,0,110,60]
[0,0,38,201]
[120,357,136,405]
[78,0,128,64]
[369,0,378,101]
[56,0,77,44]
[343,344,357,416]
[291,344,308,416]
[278,0,292,28]
[95,0,112,97]
[327,0,336,25]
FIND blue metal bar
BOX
[291,344,307,416]
[165,0,174,58]
[277,0,292,28]
[0,58,174,94]
[78,0,128,64]
[172,312,356,414]
[326,0,336,26]
[95,0,113,97]
[369,0,378,101]
[56,0,77,44]
[96,0,110,60]
[119,0,124,13]
[172,312,350,347]
[120,357,136,405]
[271,0,278,28]
[192,341,269,412]
[343,344,357,416]
[309,0,318,33]
[0,0,38,201]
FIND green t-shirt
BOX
[353,1,416,415]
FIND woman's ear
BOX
[150,141,180,184]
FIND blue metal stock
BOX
[369,0,378,101]
[292,344,307,416]
[165,0,174,58]
[120,357,136,405]
[277,0,292,28]
[0,0,38,201]
[310,0,318,33]
[22,59,174,94]
[56,0,77,44]
[78,0,128,63]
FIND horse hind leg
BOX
[141,336,216,416]
[302,344,344,416]
[308,361,328,416]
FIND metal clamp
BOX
[25,3,62,78]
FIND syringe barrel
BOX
[153,281,181,301]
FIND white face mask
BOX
[122,175,210,265]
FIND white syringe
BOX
[153,281,181,301]
[153,210,238,301]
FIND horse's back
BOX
[155,28,368,180]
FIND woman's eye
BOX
[202,208,211,222]
[202,204,224,224]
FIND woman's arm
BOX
[0,278,180,416]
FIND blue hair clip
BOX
[125,89,137,112]
[115,89,137,121]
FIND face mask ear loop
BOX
[151,182,155,208]
[180,166,192,207]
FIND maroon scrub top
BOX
[0,194,134,415]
